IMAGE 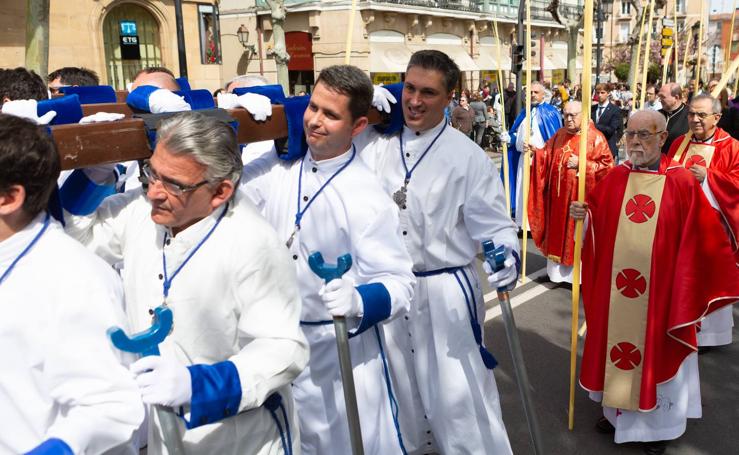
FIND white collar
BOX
[0,212,48,266]
[306,146,354,173]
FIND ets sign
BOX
[120,35,141,60]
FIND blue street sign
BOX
[120,21,137,36]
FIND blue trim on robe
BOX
[176,77,191,91]
[502,102,561,218]
[24,438,73,455]
[59,86,116,104]
[280,96,310,161]
[183,361,243,429]
[373,83,405,136]
[58,170,116,216]
[353,282,392,335]
[175,89,215,110]
[126,85,159,112]
[232,85,286,104]
[38,95,83,125]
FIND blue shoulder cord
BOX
[0,213,50,286]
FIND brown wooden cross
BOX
[54,101,385,170]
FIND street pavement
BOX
[476,238,739,454]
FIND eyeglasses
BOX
[687,111,717,120]
[141,162,209,196]
[623,130,665,140]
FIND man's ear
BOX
[350,116,369,138]
[0,185,26,216]
[210,179,235,210]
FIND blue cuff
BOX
[59,169,116,215]
[126,85,159,112]
[24,438,73,455]
[175,89,215,110]
[279,95,310,161]
[373,83,404,135]
[353,283,392,336]
[176,77,191,91]
[38,95,83,125]
[59,86,116,104]
[232,84,287,104]
[183,361,243,429]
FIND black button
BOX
[427,442,432,445]
[402,205,406,210]
[424,414,428,419]
[404,315,409,320]
[402,230,407,235]
[303,195,309,202]
[426,430,431,434]
[166,239,171,246]
[411,349,415,353]
[312,167,318,173]
[158,274,163,280]
[416,131,421,136]
[405,153,410,157]
[292,254,298,260]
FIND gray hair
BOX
[690,93,722,114]
[156,112,242,185]
[226,74,269,92]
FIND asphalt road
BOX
[476,239,739,455]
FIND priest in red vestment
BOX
[667,94,739,348]
[526,101,614,283]
[571,110,739,455]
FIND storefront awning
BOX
[369,42,414,73]
[475,47,512,71]
[409,44,479,72]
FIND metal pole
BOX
[514,0,525,118]
[595,1,603,84]
[334,317,364,455]
[173,0,188,78]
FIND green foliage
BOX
[614,63,630,82]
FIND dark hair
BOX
[134,66,176,79]
[315,65,373,121]
[0,67,48,104]
[0,114,60,217]
[406,50,460,93]
[47,66,99,86]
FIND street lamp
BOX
[595,0,613,83]
[237,24,257,57]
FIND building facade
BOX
[2,0,223,90]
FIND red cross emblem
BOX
[610,342,642,370]
[685,155,706,168]
[624,194,656,223]
[615,268,647,298]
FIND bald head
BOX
[131,71,180,91]
[563,101,583,134]
[657,82,682,111]
[625,109,667,168]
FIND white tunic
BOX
[241,146,415,455]
[64,190,309,455]
[0,215,143,455]
[514,107,546,227]
[355,119,518,455]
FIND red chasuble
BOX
[528,121,613,266]
[580,158,739,411]
[668,127,739,262]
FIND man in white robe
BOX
[354,50,520,455]
[0,113,144,454]
[59,112,309,455]
[241,65,415,455]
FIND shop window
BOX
[198,4,221,64]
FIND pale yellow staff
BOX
[662,6,675,86]
[520,0,533,284]
[639,0,655,108]
[725,0,737,74]
[569,0,595,432]
[682,26,692,85]
[631,4,649,109]
[673,0,679,83]
[343,0,357,64]
[493,19,511,216]
[695,0,705,94]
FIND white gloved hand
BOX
[236,93,273,121]
[217,92,240,109]
[319,277,363,318]
[82,163,118,185]
[78,112,125,124]
[148,89,191,114]
[372,85,397,113]
[499,131,511,144]
[482,247,518,291]
[1,99,56,125]
[130,355,192,408]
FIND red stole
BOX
[580,158,739,411]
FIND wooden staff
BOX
[639,0,656,109]
[726,1,737,74]
[631,4,649,109]
[344,0,357,64]
[569,0,595,432]
[661,46,672,86]
[695,0,705,94]
[492,18,511,216]
[673,0,679,82]
[682,26,692,86]
[520,0,533,284]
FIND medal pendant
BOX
[392,184,408,209]
[285,226,299,248]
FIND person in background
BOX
[451,94,475,137]
[644,84,662,111]
[591,83,623,160]
[657,82,689,154]
[47,67,100,95]
[470,92,488,146]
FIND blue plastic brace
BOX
[307,252,352,283]
[482,240,507,288]
[107,306,173,357]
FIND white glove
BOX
[319,277,363,318]
[1,99,56,125]
[372,85,397,113]
[148,89,191,114]
[130,355,192,408]
[236,92,272,121]
[82,163,118,185]
[217,92,240,109]
[482,248,518,291]
[499,131,511,144]
[79,112,125,124]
